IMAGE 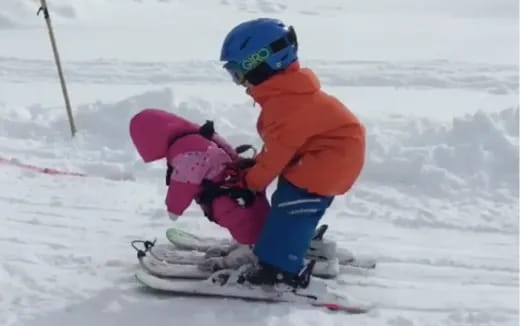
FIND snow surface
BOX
[0,0,518,325]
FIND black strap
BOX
[166,164,173,186]
[269,26,298,54]
[130,239,156,259]
[244,26,298,86]
[196,180,255,221]
[166,120,217,154]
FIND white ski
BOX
[131,225,375,280]
[138,252,340,279]
[164,225,376,269]
[135,268,373,314]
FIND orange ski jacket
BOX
[245,62,365,196]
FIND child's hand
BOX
[224,162,250,189]
[234,157,256,170]
[168,212,179,222]
[226,169,248,189]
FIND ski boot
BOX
[236,260,316,290]
[306,225,340,278]
[307,225,338,260]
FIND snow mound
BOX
[1,88,517,205]
[0,90,517,233]
[363,106,519,200]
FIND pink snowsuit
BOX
[129,108,270,244]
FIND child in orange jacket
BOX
[220,18,365,288]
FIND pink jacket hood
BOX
[129,108,198,162]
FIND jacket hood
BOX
[129,108,198,162]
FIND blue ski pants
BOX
[253,178,334,274]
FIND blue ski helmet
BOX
[220,18,298,85]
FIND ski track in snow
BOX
[0,57,517,95]
[0,166,517,326]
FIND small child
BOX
[220,18,366,288]
[129,108,270,268]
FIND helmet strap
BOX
[269,26,298,53]
[244,63,277,86]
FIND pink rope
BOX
[0,157,86,177]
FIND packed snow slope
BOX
[0,0,518,325]
[1,89,518,326]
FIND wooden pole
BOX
[38,0,77,137]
